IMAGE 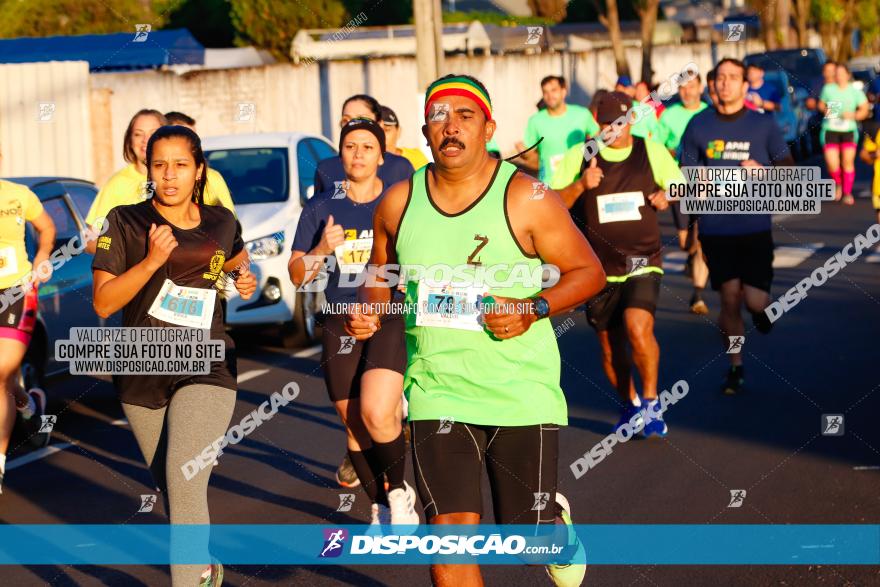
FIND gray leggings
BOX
[123,384,236,586]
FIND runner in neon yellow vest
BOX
[345,73,605,587]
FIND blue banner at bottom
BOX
[0,525,876,565]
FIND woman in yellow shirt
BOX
[379,105,429,170]
[85,109,235,252]
[0,167,57,492]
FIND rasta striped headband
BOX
[424,76,493,121]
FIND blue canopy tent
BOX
[0,29,204,71]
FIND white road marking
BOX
[237,369,270,383]
[662,242,823,274]
[662,251,688,273]
[292,344,322,358]
[7,443,74,470]
[772,242,823,268]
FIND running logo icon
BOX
[727,489,746,508]
[437,417,454,434]
[37,103,55,122]
[139,181,155,200]
[724,23,745,42]
[39,415,56,433]
[530,182,547,200]
[332,181,348,199]
[532,492,550,511]
[337,493,356,512]
[821,414,844,436]
[338,336,355,355]
[526,27,544,45]
[727,336,744,354]
[825,101,842,120]
[133,24,151,42]
[319,528,348,558]
[628,256,649,273]
[236,103,256,122]
[429,103,450,123]
[138,494,157,513]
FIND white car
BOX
[202,132,336,347]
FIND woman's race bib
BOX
[148,279,217,329]
[0,246,18,278]
[415,281,485,332]
[334,237,373,274]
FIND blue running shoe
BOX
[641,399,668,438]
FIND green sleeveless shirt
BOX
[396,160,567,426]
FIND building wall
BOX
[0,61,93,181]
[1,40,758,185]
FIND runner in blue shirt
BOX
[679,58,794,396]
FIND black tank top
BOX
[574,137,662,277]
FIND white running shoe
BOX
[387,481,420,526]
[370,502,391,525]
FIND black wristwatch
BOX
[530,296,550,320]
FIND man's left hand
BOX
[482,294,537,339]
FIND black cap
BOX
[379,105,399,126]
[339,117,386,153]
[596,91,632,124]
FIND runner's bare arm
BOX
[92,224,177,318]
[223,250,256,300]
[556,177,586,209]
[359,180,409,307]
[289,215,344,286]
[509,172,605,315]
[345,180,409,339]
[30,210,56,281]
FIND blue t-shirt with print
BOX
[292,189,384,305]
[679,107,791,236]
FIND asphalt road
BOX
[1,156,879,586]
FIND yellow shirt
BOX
[0,180,44,289]
[398,147,429,171]
[864,130,880,205]
[85,164,236,226]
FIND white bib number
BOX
[415,281,485,332]
[0,246,18,278]
[334,238,373,273]
[148,279,216,329]
[827,117,849,132]
[596,191,645,224]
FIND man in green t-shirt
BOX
[517,75,600,184]
[657,74,711,315]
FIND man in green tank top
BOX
[345,74,605,587]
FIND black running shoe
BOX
[752,311,773,334]
[721,366,744,396]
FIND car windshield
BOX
[206,148,289,204]
[747,51,823,89]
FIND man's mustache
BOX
[440,138,466,150]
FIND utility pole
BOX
[414,0,445,91]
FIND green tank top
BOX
[396,160,567,426]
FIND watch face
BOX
[535,297,550,318]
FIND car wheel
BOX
[280,291,321,349]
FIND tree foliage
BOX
[229,0,349,60]
[0,0,165,38]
